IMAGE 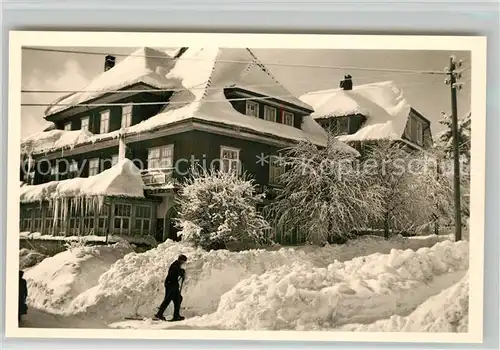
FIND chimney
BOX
[104,55,116,71]
[340,74,353,91]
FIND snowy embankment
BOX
[19,248,47,270]
[337,272,469,333]
[62,233,450,323]
[109,239,468,331]
[24,242,133,314]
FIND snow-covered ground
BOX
[24,242,133,314]
[20,233,469,333]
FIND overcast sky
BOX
[21,47,471,139]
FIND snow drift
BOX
[24,242,133,314]
[19,248,47,270]
[69,234,452,322]
[21,129,94,155]
[20,159,144,203]
[338,272,469,332]
[176,240,468,330]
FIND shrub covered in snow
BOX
[19,248,47,270]
[177,169,269,250]
[267,139,385,244]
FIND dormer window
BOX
[416,121,423,145]
[263,105,277,122]
[81,116,89,131]
[64,122,72,131]
[121,104,133,128]
[282,111,294,126]
[246,101,259,117]
[99,110,110,134]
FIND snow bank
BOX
[19,248,47,270]
[300,81,411,142]
[338,272,469,332]
[19,159,144,203]
[70,233,452,322]
[179,240,468,330]
[24,242,134,314]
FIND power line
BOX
[21,79,455,108]
[22,46,446,75]
[21,71,446,94]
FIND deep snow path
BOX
[108,269,467,331]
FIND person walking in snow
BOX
[18,270,28,323]
[155,254,187,321]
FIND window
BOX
[220,146,241,175]
[147,145,174,169]
[69,201,81,233]
[64,122,72,131]
[245,101,259,117]
[111,154,119,167]
[134,205,151,235]
[263,105,277,122]
[99,110,110,134]
[416,121,423,145]
[81,116,90,131]
[20,208,33,232]
[44,206,54,233]
[88,158,100,176]
[327,118,349,136]
[113,203,132,234]
[404,118,412,139]
[269,155,286,185]
[51,162,59,181]
[121,105,133,128]
[97,204,110,235]
[68,160,79,179]
[33,207,43,232]
[283,111,294,126]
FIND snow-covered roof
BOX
[20,159,144,203]
[300,81,412,142]
[125,47,329,147]
[28,48,357,155]
[21,129,95,155]
[44,47,181,116]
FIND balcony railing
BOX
[140,167,175,187]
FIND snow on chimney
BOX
[104,55,116,71]
[340,74,353,91]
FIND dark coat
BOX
[19,271,28,315]
[164,260,185,287]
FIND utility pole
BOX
[445,56,464,242]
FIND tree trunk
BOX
[384,212,390,239]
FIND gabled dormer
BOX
[300,78,433,149]
[223,87,313,130]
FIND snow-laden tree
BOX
[434,111,471,221]
[266,139,385,245]
[363,141,453,237]
[176,169,270,251]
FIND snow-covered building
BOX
[20,47,346,243]
[300,76,433,151]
